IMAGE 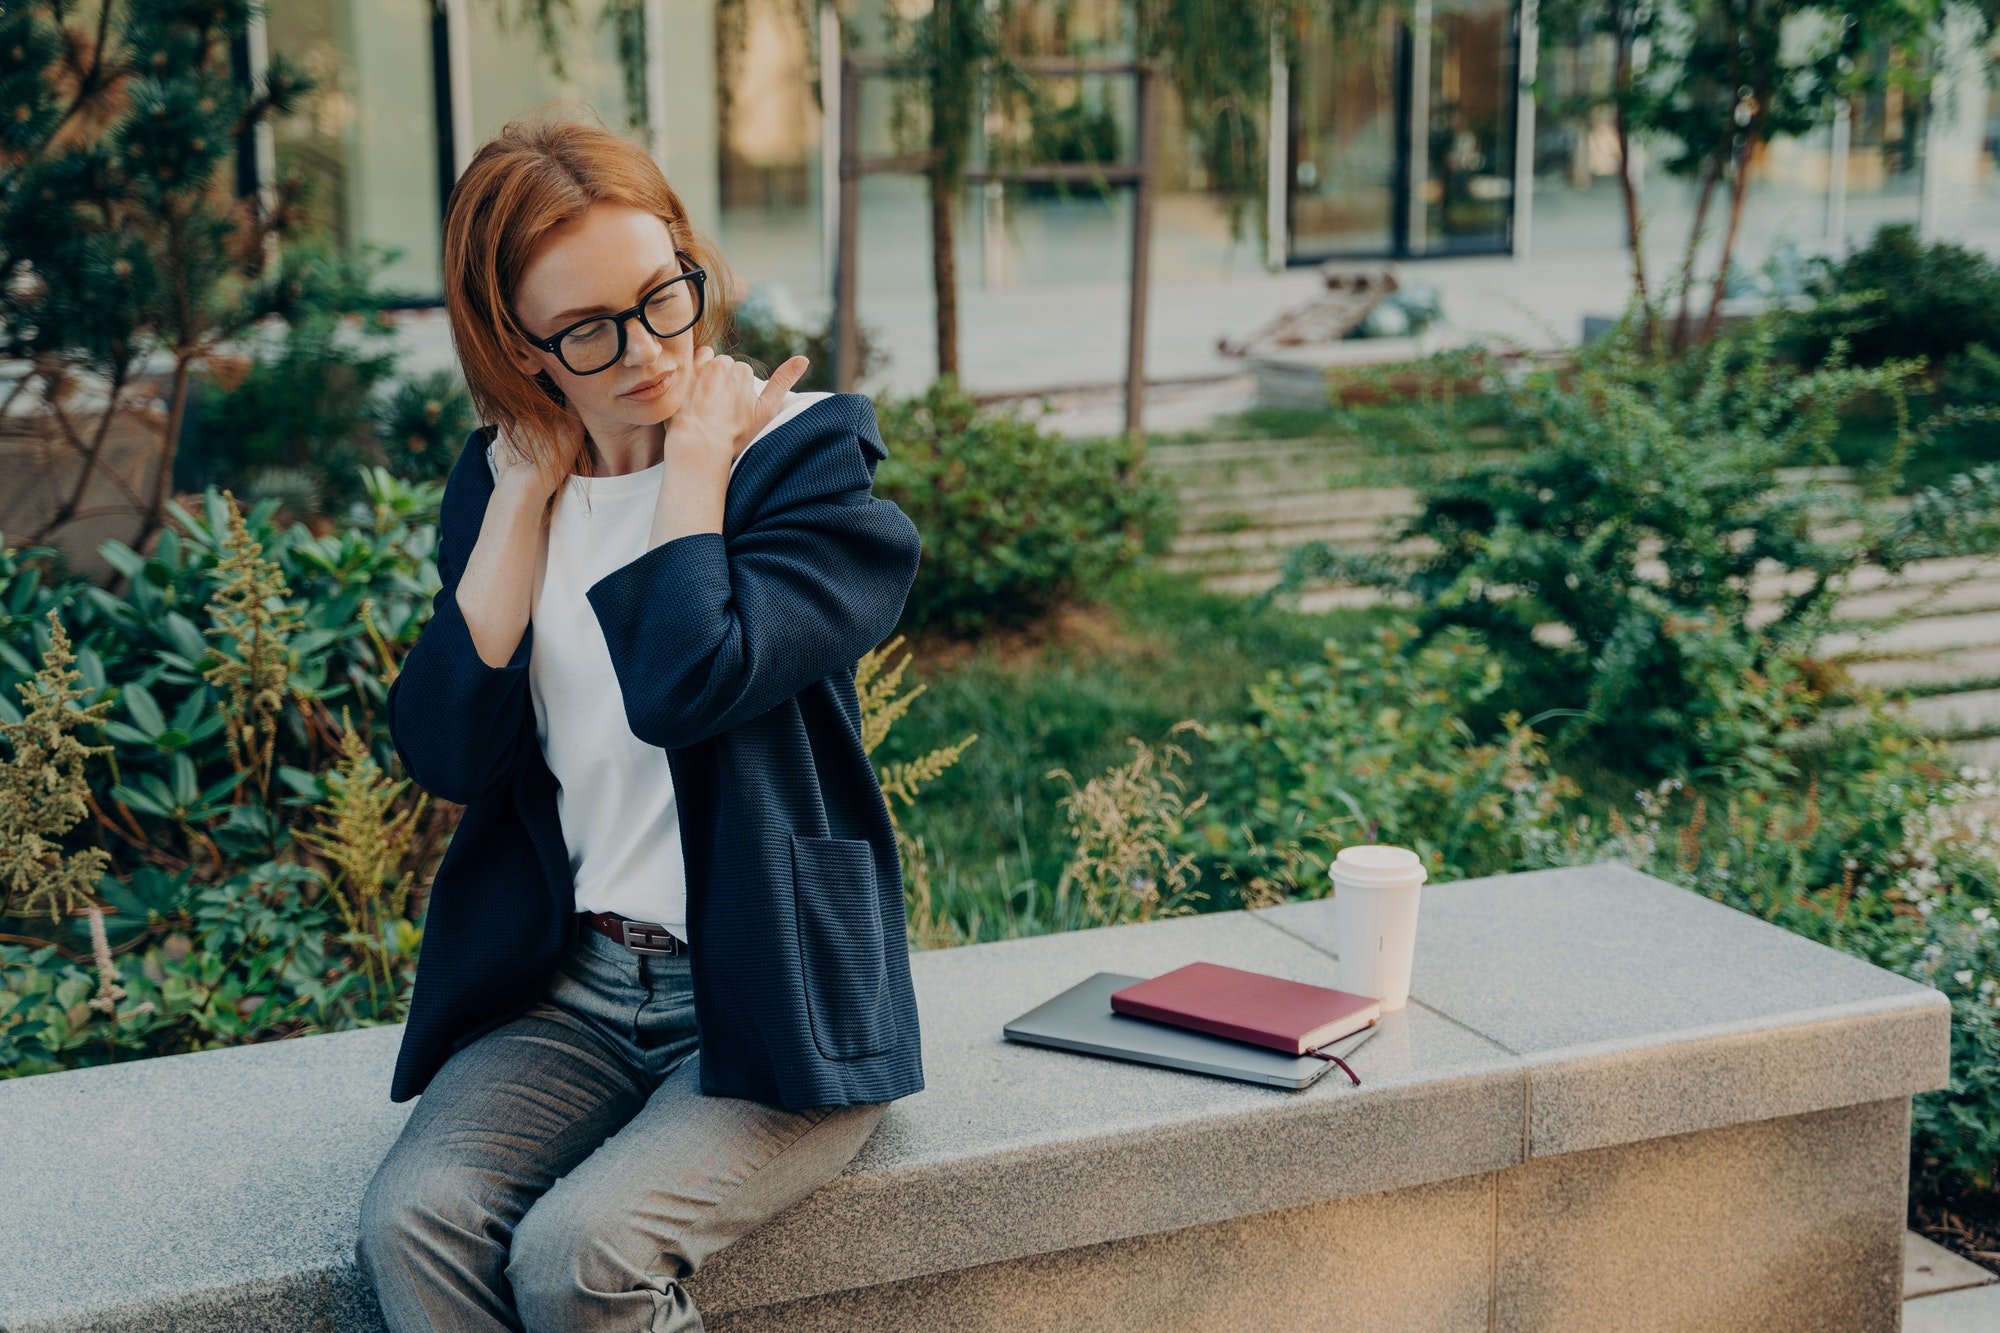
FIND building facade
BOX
[254,2,1998,308]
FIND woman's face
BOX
[506,201,701,438]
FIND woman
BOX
[354,111,926,1332]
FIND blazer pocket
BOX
[788,833,895,1061]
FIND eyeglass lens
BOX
[558,275,702,375]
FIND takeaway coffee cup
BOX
[1329,844,1428,1012]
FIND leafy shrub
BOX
[1788,222,2000,376]
[376,370,476,483]
[874,376,1179,636]
[1261,309,2000,777]
[178,241,471,513]
[1192,622,1579,898]
[0,474,449,1075]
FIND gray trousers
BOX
[356,917,889,1331]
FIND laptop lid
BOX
[1002,971,1377,1091]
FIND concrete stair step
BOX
[1148,437,1370,468]
[1950,735,2000,771]
[1904,1282,2000,1332]
[1875,688,2000,739]
[1168,517,1410,558]
[1844,646,2000,692]
[1177,487,1419,531]
[1824,610,2000,660]
[1171,456,1511,507]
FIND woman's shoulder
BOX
[430,425,501,568]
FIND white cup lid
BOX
[1330,844,1428,889]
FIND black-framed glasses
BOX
[521,254,708,376]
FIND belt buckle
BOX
[619,919,682,956]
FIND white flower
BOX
[1954,969,1974,986]
[1975,907,1992,923]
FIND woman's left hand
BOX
[664,348,812,465]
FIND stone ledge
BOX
[1254,862,1953,1157]
[0,863,1953,1331]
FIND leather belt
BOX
[578,910,690,957]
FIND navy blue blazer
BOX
[383,392,926,1111]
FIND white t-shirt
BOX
[487,386,833,939]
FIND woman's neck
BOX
[580,413,666,476]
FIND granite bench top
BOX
[0,862,1952,1331]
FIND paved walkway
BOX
[379,219,2000,441]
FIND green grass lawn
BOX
[878,561,1659,944]
[880,565,1389,942]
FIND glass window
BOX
[1418,0,1518,255]
[1289,6,1403,258]
[265,0,444,295]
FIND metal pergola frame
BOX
[832,52,1162,442]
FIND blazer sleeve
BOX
[385,472,536,805]
[584,430,922,751]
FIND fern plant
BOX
[856,633,977,949]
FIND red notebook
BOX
[1109,961,1381,1056]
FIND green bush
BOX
[376,369,477,483]
[178,241,472,514]
[1261,308,2000,778]
[1789,222,2000,375]
[0,472,447,1076]
[874,377,1179,637]
[1191,621,1579,897]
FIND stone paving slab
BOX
[1904,1283,2000,1333]
[1846,645,2000,691]
[1950,735,2000,770]
[1825,609,2000,658]
[1905,1230,2000,1299]
[1252,863,1952,1158]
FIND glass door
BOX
[1286,0,1520,261]
[1287,6,1405,258]
[1414,0,1518,255]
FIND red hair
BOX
[441,107,734,504]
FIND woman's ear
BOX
[505,337,544,379]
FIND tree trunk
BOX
[129,356,194,556]
[1673,158,1723,353]
[1701,136,1756,344]
[930,172,959,382]
[1611,34,1653,349]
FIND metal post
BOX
[444,0,475,178]
[1512,0,1537,262]
[981,0,1006,289]
[244,11,279,269]
[833,55,862,391]
[1124,64,1157,445]
[644,0,670,168]
[818,2,841,293]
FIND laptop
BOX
[1002,971,1379,1090]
